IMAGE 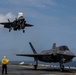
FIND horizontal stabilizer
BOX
[25,23,33,27]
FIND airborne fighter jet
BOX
[16,42,76,71]
[0,12,33,33]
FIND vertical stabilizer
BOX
[52,43,56,49]
[29,42,37,54]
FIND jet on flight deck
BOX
[0,12,33,33]
[16,42,76,71]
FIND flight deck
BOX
[0,64,76,75]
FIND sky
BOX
[0,0,76,61]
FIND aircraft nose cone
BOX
[64,50,75,57]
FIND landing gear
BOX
[34,65,37,70]
[8,19,12,32]
[34,58,38,70]
[9,28,12,32]
[60,58,65,72]
[23,30,25,33]
[60,63,64,72]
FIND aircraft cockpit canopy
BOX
[17,12,23,18]
[59,46,69,51]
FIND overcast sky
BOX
[0,0,76,61]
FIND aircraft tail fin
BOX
[29,42,37,54]
[52,43,56,49]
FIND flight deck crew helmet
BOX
[4,56,6,58]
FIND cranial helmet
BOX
[4,56,6,58]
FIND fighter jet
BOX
[0,12,33,33]
[16,42,76,71]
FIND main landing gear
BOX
[23,30,25,33]
[34,58,38,70]
[60,63,64,72]
[34,65,37,70]
[60,58,65,72]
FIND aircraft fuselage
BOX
[38,46,75,63]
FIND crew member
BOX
[1,56,9,74]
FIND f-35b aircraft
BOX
[16,42,76,71]
[0,12,33,33]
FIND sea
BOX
[7,61,76,67]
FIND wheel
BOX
[34,65,37,70]
[23,30,25,33]
[9,28,12,32]
[60,64,64,72]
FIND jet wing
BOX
[16,54,51,57]
[57,53,76,57]
[25,23,33,27]
[0,22,13,28]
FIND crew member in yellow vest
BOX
[1,56,9,74]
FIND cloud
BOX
[0,12,15,22]
[0,12,16,28]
